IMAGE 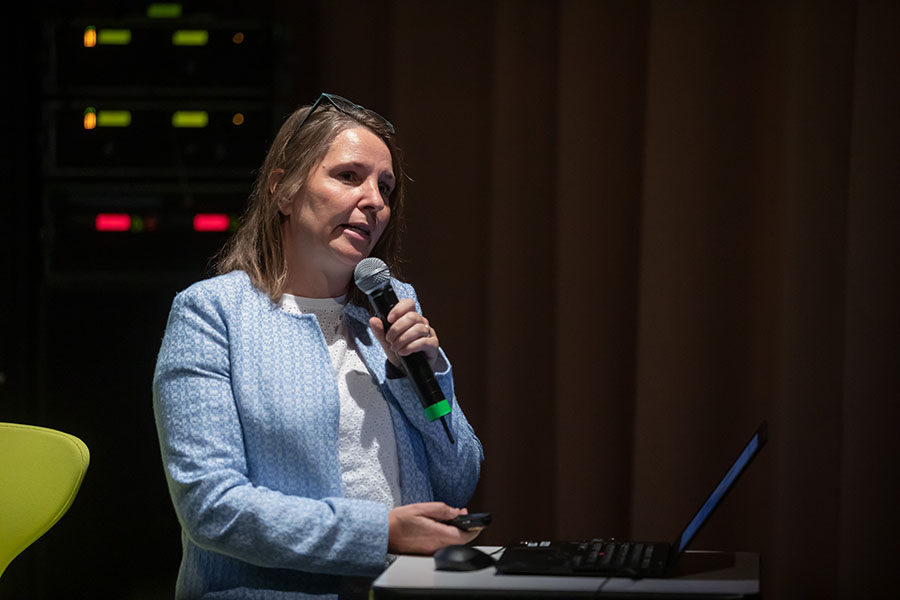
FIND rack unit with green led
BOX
[45,100,270,177]
[47,19,274,96]
[40,2,282,285]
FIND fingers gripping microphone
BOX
[354,257,455,444]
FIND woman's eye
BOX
[379,183,391,197]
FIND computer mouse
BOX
[433,544,496,571]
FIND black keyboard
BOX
[496,539,671,577]
[570,539,654,573]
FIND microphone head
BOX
[354,257,391,294]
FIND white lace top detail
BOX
[280,293,401,508]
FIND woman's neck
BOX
[282,268,351,299]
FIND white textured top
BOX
[279,293,402,509]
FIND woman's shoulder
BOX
[179,269,251,294]
[173,270,268,313]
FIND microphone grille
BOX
[354,257,391,294]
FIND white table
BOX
[372,546,760,598]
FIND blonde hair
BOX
[216,100,407,306]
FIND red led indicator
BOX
[193,213,230,232]
[95,213,132,231]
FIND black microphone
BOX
[354,257,455,444]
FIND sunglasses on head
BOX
[296,93,395,135]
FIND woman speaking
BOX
[152,93,484,599]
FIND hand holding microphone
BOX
[354,258,455,444]
[368,297,441,372]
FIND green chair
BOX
[0,422,90,578]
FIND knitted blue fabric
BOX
[152,271,483,599]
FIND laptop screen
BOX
[673,422,767,554]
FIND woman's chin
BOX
[328,246,370,274]
[338,237,374,261]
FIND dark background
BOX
[2,1,898,598]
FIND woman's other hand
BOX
[369,299,441,370]
[387,502,480,555]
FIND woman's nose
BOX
[358,177,386,211]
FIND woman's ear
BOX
[269,168,284,194]
[269,169,291,214]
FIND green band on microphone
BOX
[424,399,451,421]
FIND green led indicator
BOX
[147,3,182,18]
[172,30,209,46]
[131,216,145,232]
[97,110,132,127]
[98,29,132,45]
[172,111,209,128]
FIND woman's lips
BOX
[341,223,371,240]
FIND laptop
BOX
[495,420,768,579]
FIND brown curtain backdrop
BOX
[314,1,898,598]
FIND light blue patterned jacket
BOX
[152,271,483,599]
